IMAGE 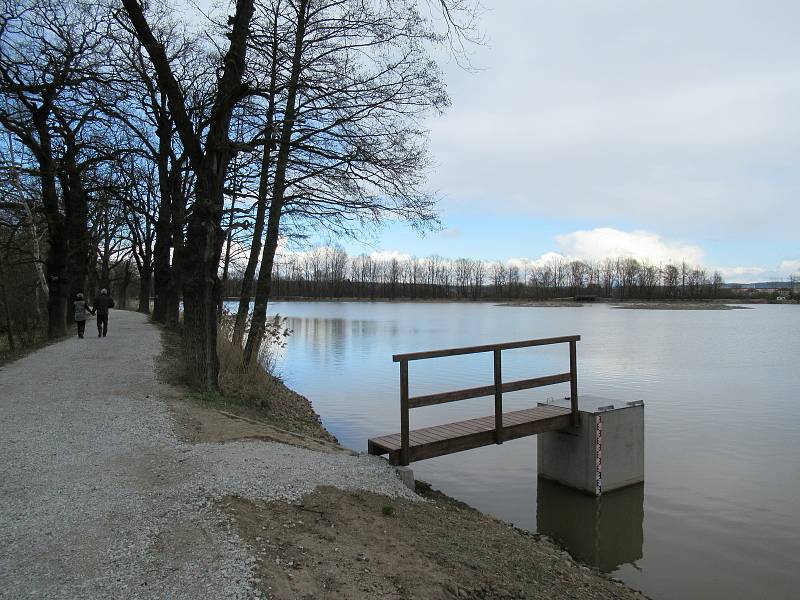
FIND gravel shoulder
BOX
[0,310,413,600]
[1,309,648,600]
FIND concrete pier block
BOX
[537,397,644,495]
[537,478,644,571]
[395,466,415,491]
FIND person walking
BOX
[73,293,91,339]
[92,288,115,337]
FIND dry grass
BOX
[158,315,336,443]
[215,314,282,408]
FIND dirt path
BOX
[0,310,413,600]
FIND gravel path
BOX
[0,310,414,599]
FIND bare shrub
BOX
[216,311,291,409]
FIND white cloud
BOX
[370,250,412,262]
[437,228,462,238]
[427,1,800,238]
[554,228,704,264]
[780,259,800,274]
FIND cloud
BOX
[436,227,462,239]
[780,259,800,273]
[554,228,704,264]
[370,250,412,262]
[712,266,773,283]
[427,1,800,237]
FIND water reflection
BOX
[537,478,644,573]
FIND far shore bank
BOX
[221,295,785,308]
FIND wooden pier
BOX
[368,335,580,466]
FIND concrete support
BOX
[394,466,415,491]
[537,399,644,495]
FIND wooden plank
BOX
[373,434,399,446]
[503,411,535,426]
[502,413,572,442]
[494,349,503,444]
[445,420,486,436]
[502,372,572,393]
[393,335,581,362]
[569,340,579,427]
[368,406,572,457]
[409,426,455,443]
[408,372,573,408]
[404,415,571,463]
[409,429,446,445]
[400,360,409,466]
[409,430,497,462]
[408,383,495,408]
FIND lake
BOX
[234,300,800,600]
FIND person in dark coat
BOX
[92,288,115,337]
[73,293,91,338]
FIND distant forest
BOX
[219,247,734,301]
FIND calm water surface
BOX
[244,301,800,600]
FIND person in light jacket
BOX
[92,288,115,337]
[73,293,91,338]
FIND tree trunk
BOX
[232,7,280,346]
[36,146,68,338]
[218,194,237,317]
[121,0,256,390]
[137,266,151,313]
[164,168,185,328]
[180,179,223,389]
[243,0,308,366]
[59,138,92,318]
[119,260,132,309]
[152,114,173,323]
[232,143,272,345]
[0,259,15,350]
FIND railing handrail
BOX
[394,335,581,465]
[393,335,581,362]
[392,335,581,465]
[407,372,573,409]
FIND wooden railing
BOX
[392,335,581,465]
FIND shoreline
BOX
[159,317,650,599]
[225,295,780,307]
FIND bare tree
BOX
[120,0,257,388]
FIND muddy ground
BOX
[221,485,647,600]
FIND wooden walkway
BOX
[368,404,572,465]
[368,335,581,466]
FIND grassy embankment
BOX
[157,314,335,443]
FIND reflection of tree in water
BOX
[536,478,643,573]
[286,317,385,368]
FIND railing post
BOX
[569,340,579,427]
[494,349,503,443]
[400,359,410,465]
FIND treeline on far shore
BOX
[217,248,742,301]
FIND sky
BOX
[325,1,800,282]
